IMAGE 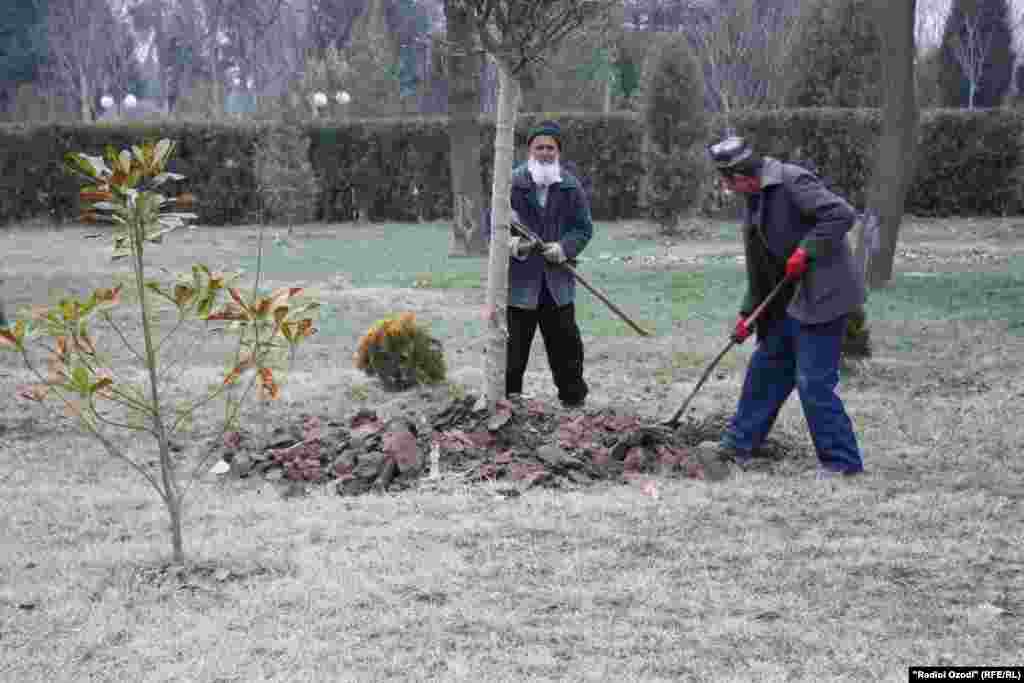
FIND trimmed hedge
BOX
[3,108,1024,227]
[722,107,1024,216]
[308,112,644,223]
[0,120,265,226]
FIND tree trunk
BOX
[131,227,185,564]
[865,0,918,288]
[168,494,184,564]
[445,0,487,257]
[603,72,613,113]
[79,69,91,122]
[483,62,521,410]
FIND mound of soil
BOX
[208,394,808,496]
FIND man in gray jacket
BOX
[506,120,593,408]
[707,136,865,479]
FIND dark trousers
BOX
[506,298,588,405]
[722,313,863,473]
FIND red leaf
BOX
[494,449,513,464]
[685,460,704,480]
[382,428,419,471]
[18,384,49,402]
[623,447,645,472]
[527,399,548,416]
[0,329,18,348]
[639,480,660,499]
[350,411,382,436]
[464,431,496,449]
[656,445,685,468]
[590,447,610,467]
[352,421,383,438]
[510,462,547,482]
[207,303,248,321]
[227,287,246,308]
[223,431,242,450]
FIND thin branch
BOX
[100,311,146,366]
[19,350,165,496]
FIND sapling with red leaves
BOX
[0,139,319,563]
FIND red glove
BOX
[785,247,810,280]
[732,314,751,344]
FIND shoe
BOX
[815,466,864,481]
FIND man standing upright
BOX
[506,120,593,408]
[706,135,866,479]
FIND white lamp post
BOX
[311,91,327,119]
[123,94,138,115]
[100,94,115,120]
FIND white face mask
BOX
[528,157,562,187]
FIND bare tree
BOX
[45,0,120,121]
[454,0,617,410]
[949,9,997,108]
[686,0,804,114]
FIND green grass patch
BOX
[238,223,1024,341]
[865,258,1024,330]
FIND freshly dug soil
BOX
[208,394,810,496]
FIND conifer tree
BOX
[640,32,708,228]
[785,0,883,108]
[939,0,1015,108]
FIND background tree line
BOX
[3,0,1024,124]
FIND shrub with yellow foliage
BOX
[354,312,445,391]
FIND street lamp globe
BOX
[100,95,115,110]
[312,91,327,108]
[123,94,138,109]
[336,91,351,105]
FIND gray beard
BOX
[528,158,562,187]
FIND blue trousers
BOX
[722,313,863,473]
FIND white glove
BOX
[509,236,530,260]
[541,241,566,264]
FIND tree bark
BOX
[865,0,918,288]
[79,68,92,122]
[483,62,521,409]
[445,0,487,257]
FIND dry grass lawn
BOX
[1,218,1022,682]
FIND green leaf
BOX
[197,295,215,318]
[71,366,90,394]
[144,281,176,305]
[104,145,120,168]
[64,153,100,180]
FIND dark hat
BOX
[709,135,753,168]
[527,120,562,149]
[708,135,761,175]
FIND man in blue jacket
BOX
[506,120,593,408]
[706,136,866,479]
